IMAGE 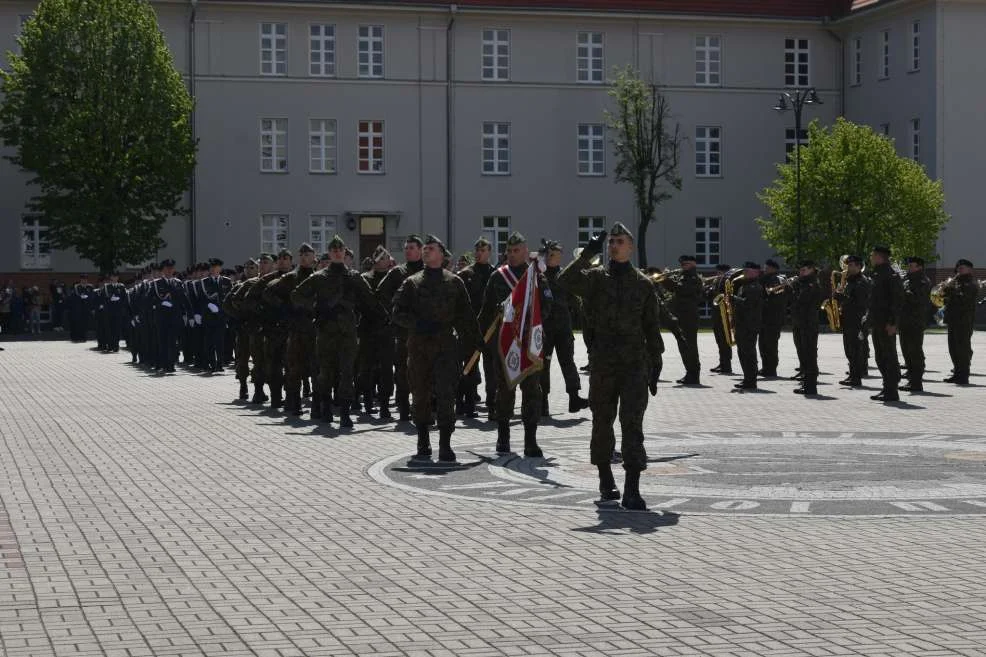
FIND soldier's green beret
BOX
[327,235,345,249]
[506,231,526,246]
[259,253,274,262]
[425,234,450,256]
[244,258,258,267]
[474,236,492,249]
[277,248,293,259]
[298,242,315,254]
[404,234,423,246]
[372,245,392,262]
[608,222,633,240]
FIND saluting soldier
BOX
[264,244,317,416]
[198,258,233,373]
[375,235,425,421]
[899,256,931,392]
[558,223,661,510]
[478,231,551,458]
[456,237,497,419]
[540,239,589,414]
[245,249,293,408]
[292,235,385,427]
[835,255,871,388]
[359,246,396,418]
[731,262,764,390]
[660,255,703,385]
[392,235,481,460]
[943,258,979,385]
[790,260,822,395]
[708,263,734,375]
[758,259,786,378]
[866,246,904,402]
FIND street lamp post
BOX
[773,88,822,265]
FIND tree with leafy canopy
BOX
[1,0,196,274]
[757,118,947,268]
[605,65,681,267]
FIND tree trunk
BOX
[637,208,649,268]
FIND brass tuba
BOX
[821,255,848,332]
[712,269,744,347]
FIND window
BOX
[482,216,511,256]
[358,120,384,173]
[309,119,337,173]
[852,37,862,85]
[785,127,809,157]
[784,38,809,87]
[911,118,920,162]
[695,216,721,267]
[309,215,337,253]
[261,214,289,254]
[577,216,605,247]
[358,25,384,78]
[260,118,288,172]
[695,126,721,177]
[577,124,605,176]
[577,31,604,83]
[880,30,890,79]
[695,35,721,86]
[911,21,920,71]
[482,122,510,175]
[482,29,510,81]
[310,24,336,77]
[880,123,890,137]
[260,22,287,76]
[21,215,50,269]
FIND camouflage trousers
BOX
[588,358,648,472]
[317,324,357,403]
[264,326,289,395]
[251,331,266,385]
[358,330,395,402]
[235,326,252,381]
[286,329,316,401]
[541,322,581,396]
[407,334,459,429]
[497,368,541,427]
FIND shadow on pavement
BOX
[572,507,681,535]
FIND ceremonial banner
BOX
[497,261,544,388]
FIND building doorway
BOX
[358,215,386,265]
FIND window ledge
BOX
[260,170,290,174]
[908,68,920,74]
[577,173,606,178]
[481,172,512,177]
[309,170,338,175]
[357,171,386,175]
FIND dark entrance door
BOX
[358,216,386,265]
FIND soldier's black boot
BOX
[598,463,621,501]
[310,391,322,419]
[378,397,392,420]
[339,402,354,428]
[270,386,283,409]
[496,422,511,454]
[238,380,249,401]
[362,392,375,416]
[568,393,590,413]
[621,470,647,511]
[322,393,334,423]
[438,427,456,463]
[462,395,477,419]
[286,387,303,416]
[523,424,543,458]
[251,383,268,404]
[397,395,411,422]
[415,425,432,459]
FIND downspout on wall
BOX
[445,4,457,246]
[188,0,198,264]
[823,21,846,117]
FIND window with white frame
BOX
[784,38,809,87]
[576,31,603,83]
[482,29,510,81]
[21,215,50,269]
[785,127,809,157]
[852,37,862,85]
[260,214,289,253]
[911,118,920,162]
[577,124,605,176]
[879,30,890,79]
[308,215,337,253]
[260,22,287,76]
[577,216,605,248]
[880,123,890,137]
[695,35,721,86]
[482,216,511,256]
[260,118,288,172]
[309,24,336,77]
[695,216,721,267]
[309,119,337,173]
[695,126,721,177]
[358,25,384,78]
[357,120,384,173]
[482,122,510,175]
[911,21,920,71]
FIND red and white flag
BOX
[497,261,544,388]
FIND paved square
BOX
[2,332,986,656]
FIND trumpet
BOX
[766,275,793,295]
[647,267,682,283]
[573,247,602,267]
[932,277,986,308]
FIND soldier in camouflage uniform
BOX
[478,232,551,458]
[540,239,589,414]
[456,237,497,419]
[224,258,259,399]
[244,249,293,408]
[393,235,482,461]
[232,253,274,403]
[359,246,396,419]
[375,235,425,421]
[263,244,317,416]
[292,235,384,428]
[558,223,662,511]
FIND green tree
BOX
[1,0,196,274]
[757,117,947,268]
[605,65,681,267]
